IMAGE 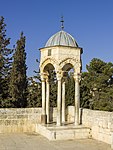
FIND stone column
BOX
[56,71,62,126]
[46,78,50,123]
[41,74,47,124]
[74,73,81,125]
[62,80,66,124]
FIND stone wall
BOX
[81,109,113,144]
[0,107,58,133]
[67,106,113,144]
[0,106,113,145]
[0,108,42,133]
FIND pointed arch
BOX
[59,58,81,72]
[40,57,60,73]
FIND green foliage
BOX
[27,68,42,107]
[1,16,113,112]
[81,58,113,111]
[27,69,57,108]
[65,73,75,106]
[27,76,41,107]
[9,32,27,107]
[49,70,57,107]
[0,16,13,107]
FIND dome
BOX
[45,30,78,47]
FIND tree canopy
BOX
[0,16,13,107]
[80,58,113,111]
[9,32,27,107]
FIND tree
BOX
[65,72,75,106]
[27,77,42,107]
[49,70,57,107]
[27,69,42,107]
[0,16,13,107]
[80,58,113,111]
[27,68,57,108]
[9,32,27,107]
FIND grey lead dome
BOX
[45,30,78,47]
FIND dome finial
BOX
[60,16,64,30]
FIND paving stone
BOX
[0,133,112,150]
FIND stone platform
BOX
[36,123,91,141]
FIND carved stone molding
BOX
[40,57,59,72]
[73,73,81,82]
[56,70,63,81]
[40,72,49,81]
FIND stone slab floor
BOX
[0,133,112,150]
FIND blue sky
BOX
[1,0,113,76]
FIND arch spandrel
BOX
[40,57,60,73]
[59,58,82,73]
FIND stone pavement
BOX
[0,133,112,150]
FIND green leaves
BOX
[65,73,75,106]
[0,16,13,106]
[27,77,41,107]
[9,32,27,108]
[81,58,113,111]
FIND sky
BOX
[1,0,113,77]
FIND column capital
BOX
[73,73,81,82]
[46,78,49,83]
[56,70,63,81]
[40,72,49,81]
[62,77,66,83]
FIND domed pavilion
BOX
[39,18,83,126]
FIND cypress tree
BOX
[10,32,27,107]
[49,70,57,107]
[0,16,13,107]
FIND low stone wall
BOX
[0,108,42,133]
[0,106,113,145]
[67,106,75,122]
[67,107,113,144]
[82,109,113,144]
[0,107,58,133]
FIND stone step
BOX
[36,124,91,141]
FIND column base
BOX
[62,122,66,126]
[41,115,47,124]
[57,123,61,126]
[74,122,80,126]
[57,116,61,126]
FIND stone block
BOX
[111,132,113,149]
[18,119,27,126]
[41,115,47,124]
[99,121,103,127]
[11,120,18,125]
[33,108,42,113]
[25,108,33,113]
[16,109,26,114]
[0,115,7,119]
[4,120,12,126]
[36,124,91,141]
[17,115,28,119]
